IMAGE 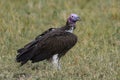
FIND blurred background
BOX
[0,0,119,80]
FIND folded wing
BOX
[16,30,77,66]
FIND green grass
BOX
[0,0,120,80]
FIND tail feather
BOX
[16,40,38,66]
[17,48,24,53]
[16,47,34,66]
[17,40,38,54]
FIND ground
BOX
[0,0,120,80]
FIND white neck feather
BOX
[65,27,74,33]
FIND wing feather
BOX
[16,29,77,65]
[31,31,77,62]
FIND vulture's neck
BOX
[61,21,76,33]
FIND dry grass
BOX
[0,0,120,80]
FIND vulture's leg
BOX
[52,54,61,70]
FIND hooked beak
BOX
[76,17,81,21]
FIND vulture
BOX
[16,14,80,69]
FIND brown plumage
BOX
[16,14,80,69]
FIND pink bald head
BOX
[68,14,80,23]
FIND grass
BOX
[0,0,120,80]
